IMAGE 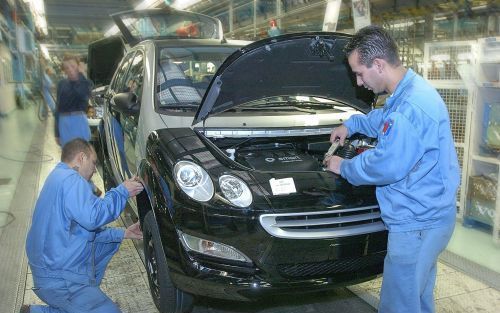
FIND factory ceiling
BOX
[41,0,497,45]
[43,0,137,44]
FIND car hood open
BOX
[193,32,375,125]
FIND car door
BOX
[118,50,144,179]
[103,50,136,183]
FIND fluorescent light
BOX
[135,0,163,10]
[434,16,448,21]
[391,21,414,28]
[172,0,203,10]
[40,44,50,59]
[23,0,48,35]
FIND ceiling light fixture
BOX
[23,0,48,35]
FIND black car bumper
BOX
[166,206,387,301]
[170,247,386,301]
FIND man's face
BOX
[62,59,79,81]
[348,50,384,94]
[78,150,97,181]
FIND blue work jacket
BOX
[56,73,91,113]
[340,69,460,232]
[26,163,129,286]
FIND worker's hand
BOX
[124,221,143,240]
[324,155,343,175]
[78,62,87,75]
[123,176,144,197]
[330,125,348,146]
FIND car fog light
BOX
[219,175,252,207]
[174,161,214,202]
[179,231,251,263]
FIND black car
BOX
[90,8,387,313]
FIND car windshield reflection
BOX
[118,10,221,40]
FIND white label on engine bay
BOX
[269,178,297,195]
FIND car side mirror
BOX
[111,92,140,116]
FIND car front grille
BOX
[259,205,385,239]
[277,251,386,279]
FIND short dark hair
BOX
[61,53,80,70]
[344,25,401,67]
[61,138,94,163]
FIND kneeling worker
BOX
[23,138,144,313]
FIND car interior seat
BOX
[157,60,202,106]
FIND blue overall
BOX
[26,163,130,313]
[58,113,91,147]
[340,69,460,313]
[55,74,92,146]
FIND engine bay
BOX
[207,134,376,172]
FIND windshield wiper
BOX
[158,103,199,109]
[243,100,339,112]
[238,104,317,114]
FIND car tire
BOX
[143,211,194,313]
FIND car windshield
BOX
[156,46,239,110]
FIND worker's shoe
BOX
[19,305,30,313]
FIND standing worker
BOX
[267,19,281,37]
[22,138,144,313]
[325,25,460,313]
[55,54,92,147]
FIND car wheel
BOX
[143,211,194,313]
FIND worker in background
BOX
[55,54,92,147]
[55,54,102,196]
[22,138,144,313]
[267,19,281,37]
[324,25,460,313]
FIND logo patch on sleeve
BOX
[382,119,393,136]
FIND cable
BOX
[0,211,15,228]
[0,146,54,163]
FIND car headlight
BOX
[219,175,252,207]
[174,161,214,202]
[179,231,251,263]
